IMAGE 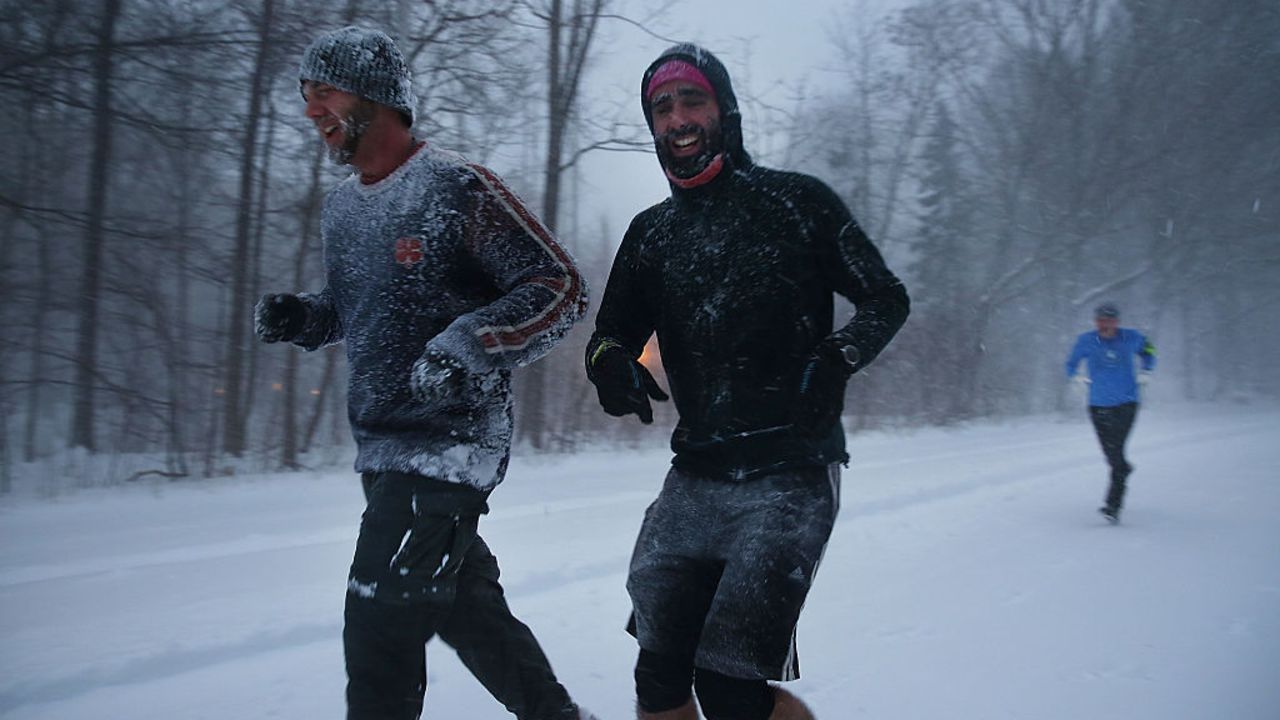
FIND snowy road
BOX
[2,403,1278,719]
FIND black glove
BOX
[254,293,307,343]
[792,340,860,436]
[410,348,470,407]
[587,343,669,424]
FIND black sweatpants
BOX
[1088,402,1138,510]
[344,471,576,720]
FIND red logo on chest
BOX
[395,237,424,268]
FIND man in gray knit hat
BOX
[256,26,594,720]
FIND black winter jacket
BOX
[588,44,909,480]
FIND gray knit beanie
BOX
[299,26,416,126]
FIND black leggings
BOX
[344,472,575,720]
[634,649,774,720]
[1089,402,1138,509]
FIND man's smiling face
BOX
[303,81,376,165]
[649,81,723,179]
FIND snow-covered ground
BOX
[2,402,1278,720]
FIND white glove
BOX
[1137,371,1152,386]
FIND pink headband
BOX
[646,60,714,101]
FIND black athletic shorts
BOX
[626,464,841,681]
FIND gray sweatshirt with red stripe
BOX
[289,144,587,489]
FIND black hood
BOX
[641,43,753,170]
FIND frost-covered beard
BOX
[655,119,723,179]
[326,100,376,166]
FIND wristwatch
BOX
[836,343,860,370]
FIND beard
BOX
[654,120,724,179]
[326,100,377,166]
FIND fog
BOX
[0,0,1277,487]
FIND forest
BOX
[1,0,1276,489]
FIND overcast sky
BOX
[572,0,909,245]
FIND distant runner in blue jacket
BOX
[1064,303,1156,523]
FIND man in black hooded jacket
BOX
[586,45,909,720]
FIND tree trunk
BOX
[0,404,9,494]
[282,145,324,469]
[166,102,196,476]
[222,0,276,456]
[280,350,301,468]
[543,0,564,234]
[301,348,339,455]
[522,0,604,450]
[25,236,51,461]
[69,0,123,451]
[242,91,277,446]
[17,86,51,461]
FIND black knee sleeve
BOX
[635,648,694,713]
[693,668,774,720]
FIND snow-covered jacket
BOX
[290,144,587,489]
[588,45,909,481]
[1065,328,1156,407]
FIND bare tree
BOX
[793,0,1280,423]
[222,0,277,457]
[533,0,605,233]
[67,0,124,451]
